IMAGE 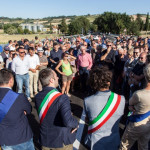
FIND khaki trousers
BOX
[29,71,38,97]
[42,144,73,150]
[120,117,150,150]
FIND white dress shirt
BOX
[11,55,30,75]
[26,54,40,69]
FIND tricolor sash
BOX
[128,111,150,122]
[38,89,62,124]
[0,90,19,123]
[88,92,121,134]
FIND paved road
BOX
[28,91,87,150]
[28,90,147,150]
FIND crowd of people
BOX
[0,34,150,150]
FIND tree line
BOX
[0,12,149,35]
[60,12,150,36]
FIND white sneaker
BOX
[67,93,71,97]
[28,97,32,102]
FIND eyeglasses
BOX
[19,52,25,54]
[84,45,87,46]
[107,45,111,47]
[76,41,80,42]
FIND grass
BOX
[0,34,60,44]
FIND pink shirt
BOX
[77,52,93,70]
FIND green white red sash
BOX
[38,89,62,124]
[88,92,121,134]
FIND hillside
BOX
[0,14,148,27]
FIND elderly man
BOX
[38,48,48,91]
[0,69,34,150]
[120,64,150,150]
[128,52,147,94]
[77,45,92,92]
[35,68,78,150]
[100,41,116,70]
[1,46,10,66]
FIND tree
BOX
[145,12,149,33]
[5,26,18,34]
[68,16,90,35]
[24,29,30,34]
[129,21,140,36]
[17,26,24,34]
[49,23,53,33]
[3,24,18,34]
[93,12,140,35]
[135,14,144,31]
[90,23,98,32]
[59,18,67,34]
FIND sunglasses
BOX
[107,45,111,46]
[19,52,25,54]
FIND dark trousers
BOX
[79,66,89,91]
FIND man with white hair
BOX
[100,41,116,70]
[128,52,147,94]
[38,48,48,91]
[77,45,92,92]
[114,48,127,92]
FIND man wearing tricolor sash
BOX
[0,69,35,150]
[35,68,78,150]
[120,64,150,150]
[84,67,125,150]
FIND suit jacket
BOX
[0,88,33,146]
[35,87,78,148]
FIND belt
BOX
[79,66,88,69]
[16,73,28,75]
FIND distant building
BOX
[20,23,44,32]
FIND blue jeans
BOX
[15,73,30,98]
[1,138,35,150]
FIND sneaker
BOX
[28,97,32,102]
[66,93,71,97]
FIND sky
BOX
[0,0,150,19]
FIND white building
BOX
[20,23,44,32]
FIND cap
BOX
[4,46,10,51]
[38,47,44,52]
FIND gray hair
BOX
[144,64,150,82]
[39,68,54,87]
[80,45,86,50]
